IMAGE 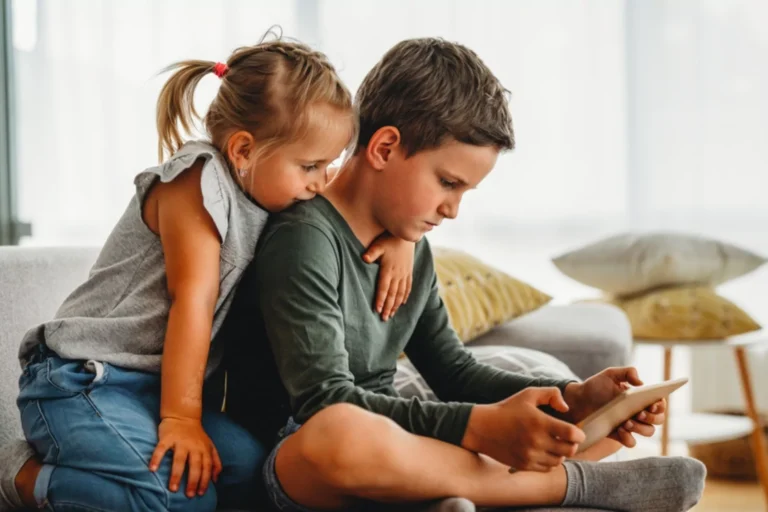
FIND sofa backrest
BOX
[0,246,99,444]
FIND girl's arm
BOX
[144,160,223,498]
[364,233,415,321]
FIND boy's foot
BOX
[562,456,706,512]
[0,440,37,511]
[426,497,475,512]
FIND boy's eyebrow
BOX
[438,168,473,189]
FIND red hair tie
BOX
[212,62,229,78]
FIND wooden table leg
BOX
[661,347,672,456]
[734,346,768,507]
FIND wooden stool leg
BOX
[661,347,672,456]
[734,347,768,507]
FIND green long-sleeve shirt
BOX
[224,196,573,446]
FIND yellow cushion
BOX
[434,248,552,342]
[598,286,761,340]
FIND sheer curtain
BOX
[11,0,767,319]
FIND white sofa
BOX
[0,246,632,511]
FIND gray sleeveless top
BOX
[18,141,269,377]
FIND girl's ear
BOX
[226,131,256,170]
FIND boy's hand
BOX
[563,367,666,447]
[462,387,585,472]
[363,233,415,321]
[149,417,223,498]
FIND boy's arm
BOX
[253,222,473,446]
[404,248,576,405]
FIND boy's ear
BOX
[226,130,256,169]
[365,126,401,171]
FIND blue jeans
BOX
[17,347,267,512]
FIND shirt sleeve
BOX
[404,244,576,408]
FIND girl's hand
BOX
[149,417,223,498]
[363,233,415,321]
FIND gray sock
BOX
[423,497,476,512]
[0,440,36,511]
[562,457,706,512]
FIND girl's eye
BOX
[440,178,457,189]
[302,164,319,172]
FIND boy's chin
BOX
[389,226,427,243]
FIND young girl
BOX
[0,38,414,512]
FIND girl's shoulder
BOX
[135,141,235,241]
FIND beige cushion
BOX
[595,286,761,340]
[553,232,766,296]
[434,248,551,342]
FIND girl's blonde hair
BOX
[156,32,354,163]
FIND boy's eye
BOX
[302,163,319,172]
[440,178,457,189]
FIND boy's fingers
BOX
[186,451,202,498]
[549,418,585,445]
[626,419,655,438]
[611,366,643,386]
[534,387,569,413]
[547,437,579,457]
[169,449,188,492]
[617,427,637,447]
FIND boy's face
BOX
[373,138,499,242]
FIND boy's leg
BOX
[269,403,567,510]
[269,404,705,512]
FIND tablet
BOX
[576,377,689,453]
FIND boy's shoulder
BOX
[259,197,341,253]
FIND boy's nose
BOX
[438,201,459,220]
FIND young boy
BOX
[222,38,706,511]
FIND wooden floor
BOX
[695,478,763,511]
[627,441,765,511]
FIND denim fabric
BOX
[18,347,266,512]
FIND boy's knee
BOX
[298,403,402,489]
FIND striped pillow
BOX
[434,248,551,343]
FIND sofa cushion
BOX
[0,247,99,444]
[470,304,632,381]
[591,286,761,340]
[434,247,552,343]
[552,231,767,296]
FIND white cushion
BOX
[553,232,766,296]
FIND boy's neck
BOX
[323,156,386,248]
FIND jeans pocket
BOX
[45,358,99,395]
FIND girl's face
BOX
[231,104,353,212]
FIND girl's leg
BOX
[201,409,267,509]
[18,356,218,512]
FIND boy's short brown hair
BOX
[354,38,514,156]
